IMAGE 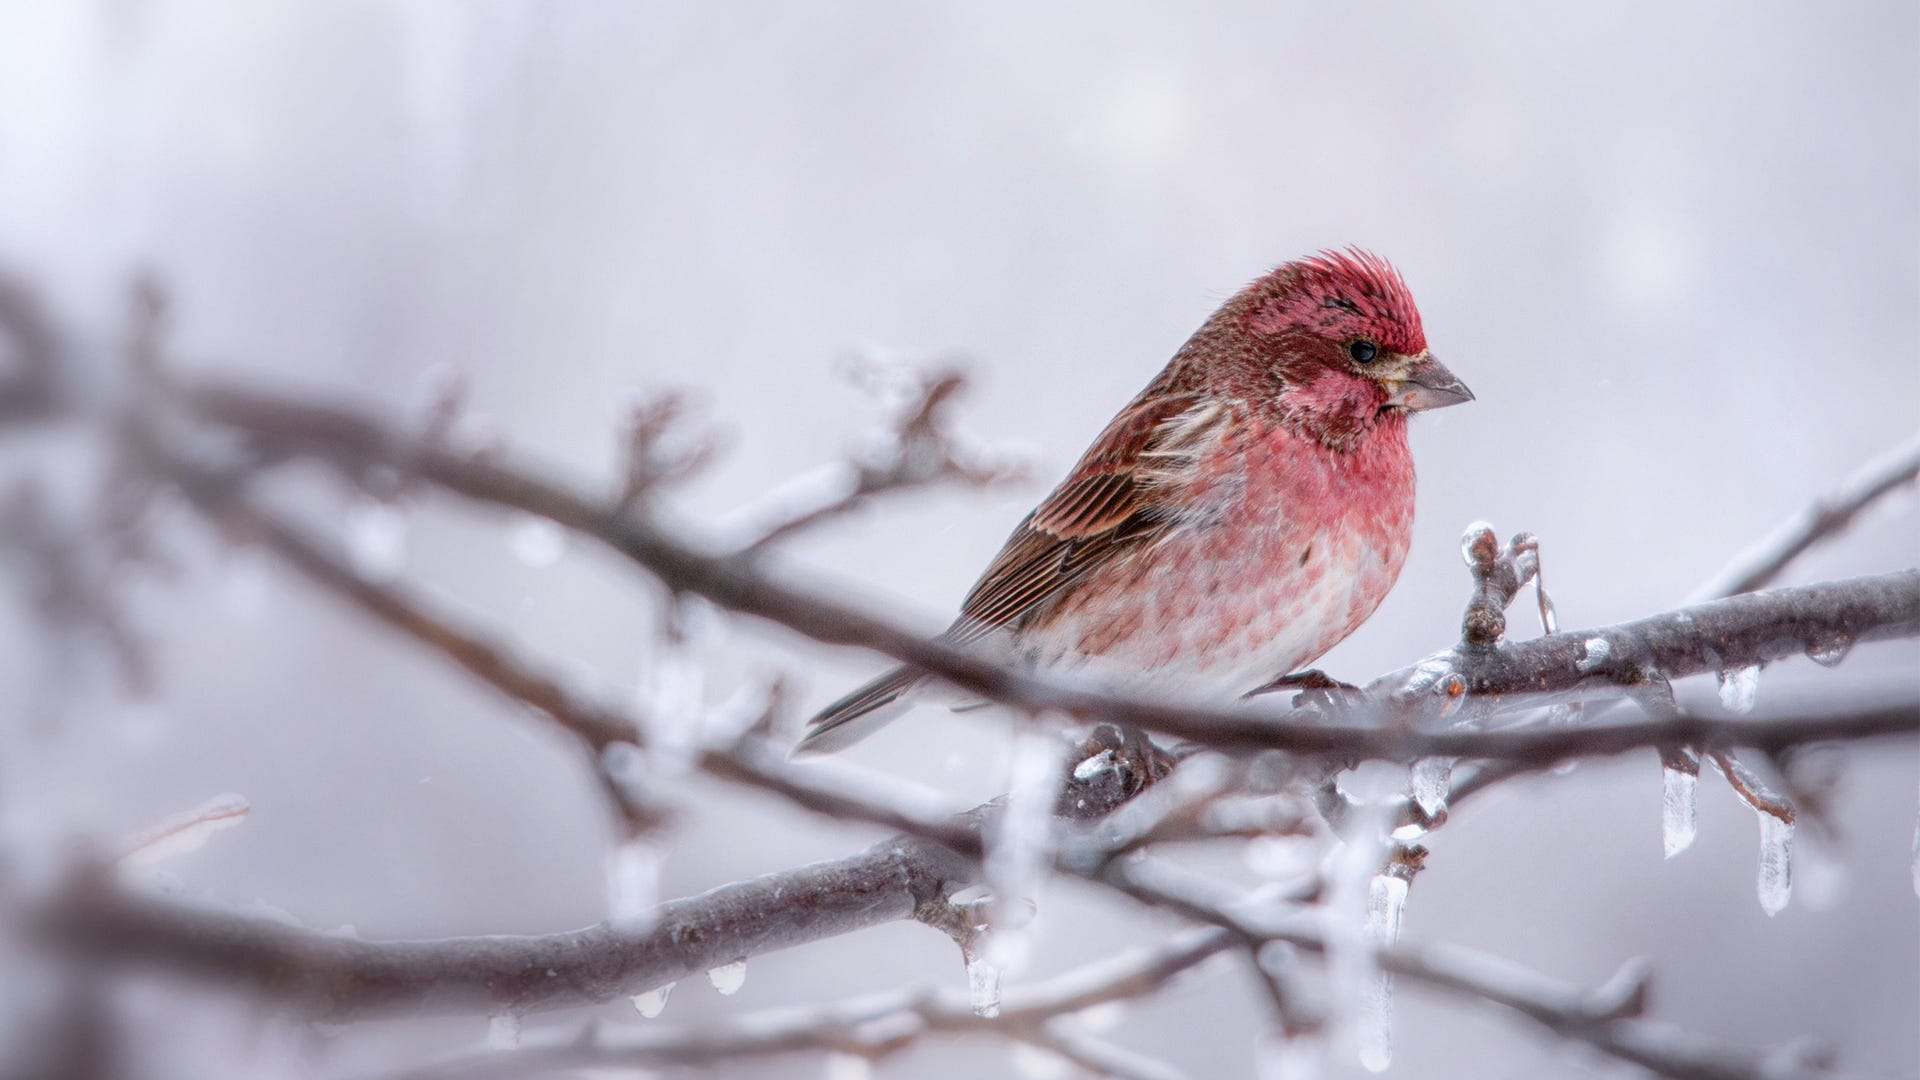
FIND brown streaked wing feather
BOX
[952,392,1215,641]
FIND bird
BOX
[795,249,1471,755]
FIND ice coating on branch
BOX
[1661,766,1697,859]
[485,1011,521,1050]
[120,793,251,868]
[1757,812,1794,916]
[1409,758,1452,820]
[1577,637,1611,673]
[1716,664,1760,714]
[707,960,747,995]
[507,514,567,567]
[1403,654,1454,695]
[984,727,1066,974]
[630,982,673,1018]
[1359,873,1409,1072]
[606,836,663,933]
[345,498,407,581]
[1459,521,1497,567]
[965,946,1002,1018]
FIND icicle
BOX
[824,1052,872,1080]
[965,946,1002,1019]
[630,982,673,1018]
[1661,765,1698,859]
[1576,637,1611,673]
[486,1011,521,1050]
[1715,664,1760,714]
[1359,873,1409,1073]
[1458,522,1497,567]
[507,514,568,567]
[345,498,408,581]
[1409,758,1452,821]
[1757,812,1794,916]
[606,836,663,933]
[984,726,1067,976]
[707,960,747,996]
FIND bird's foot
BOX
[1244,668,1358,697]
[1058,723,1179,817]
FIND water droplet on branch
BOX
[630,982,673,1018]
[1804,635,1852,668]
[707,960,747,996]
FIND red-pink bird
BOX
[797,250,1471,754]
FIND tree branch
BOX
[175,379,1920,761]
[382,928,1230,1079]
[46,835,973,1023]
[1691,430,1920,602]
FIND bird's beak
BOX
[1387,355,1474,412]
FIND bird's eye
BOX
[1348,339,1378,364]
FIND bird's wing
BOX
[951,392,1228,641]
[795,391,1228,756]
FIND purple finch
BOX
[798,250,1470,753]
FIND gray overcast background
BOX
[2,4,1917,1078]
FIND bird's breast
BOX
[1027,418,1416,699]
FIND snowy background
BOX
[1,3,1917,1077]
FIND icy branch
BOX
[1691,429,1920,603]
[384,929,1231,1079]
[171,381,1920,761]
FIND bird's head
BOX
[1225,248,1472,446]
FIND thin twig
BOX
[1691,429,1920,603]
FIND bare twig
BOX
[1691,430,1920,603]
[727,367,1021,554]
[1457,523,1540,652]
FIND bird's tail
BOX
[792,666,926,756]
